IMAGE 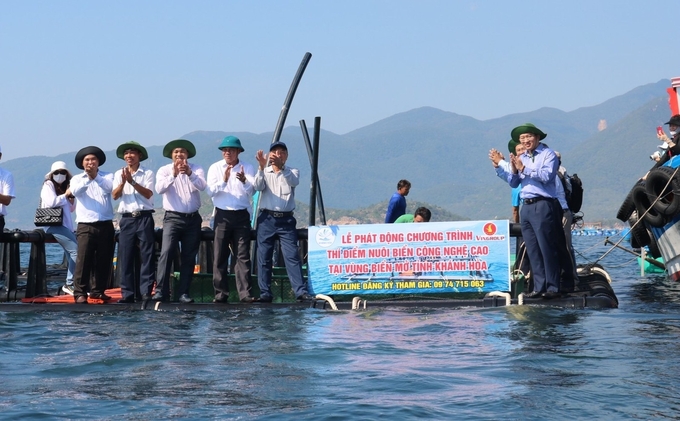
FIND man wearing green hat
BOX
[153,139,207,304]
[504,123,568,299]
[112,141,156,303]
[206,136,257,303]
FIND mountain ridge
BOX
[2,79,671,229]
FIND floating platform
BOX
[0,292,618,312]
[0,263,619,311]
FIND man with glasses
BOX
[505,124,566,299]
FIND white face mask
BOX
[53,174,66,184]
[671,130,677,137]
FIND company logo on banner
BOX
[307,220,510,295]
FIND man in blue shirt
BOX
[384,179,411,223]
[506,123,567,299]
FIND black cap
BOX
[665,114,680,126]
[269,141,288,152]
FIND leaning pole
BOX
[270,52,312,146]
[252,52,312,232]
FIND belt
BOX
[262,209,294,218]
[523,196,552,205]
[216,208,248,213]
[167,210,200,218]
[122,210,154,218]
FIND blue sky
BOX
[1,0,678,159]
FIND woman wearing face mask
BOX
[655,114,680,167]
[40,161,78,295]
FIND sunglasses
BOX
[53,170,67,175]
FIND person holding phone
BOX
[206,136,257,303]
[154,139,207,303]
[655,115,680,166]
[254,142,314,303]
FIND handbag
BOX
[34,199,64,227]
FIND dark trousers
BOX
[520,199,563,294]
[73,221,115,298]
[212,208,252,300]
[156,212,202,297]
[256,212,307,299]
[118,213,156,300]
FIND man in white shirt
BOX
[112,141,156,304]
[254,142,313,303]
[0,145,16,232]
[153,139,206,304]
[206,136,257,303]
[68,146,115,304]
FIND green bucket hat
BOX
[511,123,547,142]
[163,139,196,159]
[116,141,148,161]
[218,136,244,152]
[508,139,520,154]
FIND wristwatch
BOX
[130,179,137,187]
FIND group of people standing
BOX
[35,137,313,304]
[489,123,578,299]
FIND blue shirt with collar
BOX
[507,143,559,199]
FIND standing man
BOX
[0,145,15,232]
[206,136,257,303]
[506,123,566,299]
[154,139,207,304]
[68,146,115,304]
[384,179,411,223]
[113,141,156,304]
[254,142,314,303]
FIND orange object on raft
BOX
[21,288,124,304]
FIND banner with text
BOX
[308,220,510,295]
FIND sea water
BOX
[1,236,679,420]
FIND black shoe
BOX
[296,293,315,302]
[74,295,88,304]
[258,295,273,303]
[117,297,135,304]
[151,292,163,301]
[525,291,543,299]
[240,296,257,303]
[140,294,152,301]
[543,291,563,300]
[213,293,229,304]
[90,293,111,301]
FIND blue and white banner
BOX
[308,220,510,295]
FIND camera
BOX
[650,151,662,161]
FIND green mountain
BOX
[2,79,671,229]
